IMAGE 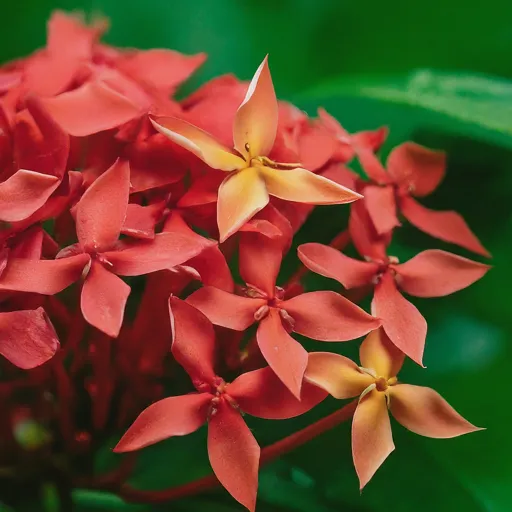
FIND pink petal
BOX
[121,203,162,240]
[359,328,405,380]
[186,245,235,292]
[81,261,130,338]
[372,272,427,366]
[0,308,59,369]
[387,142,445,197]
[363,184,401,235]
[208,398,260,512]
[76,159,130,252]
[0,254,89,295]
[169,297,217,385]
[356,147,390,184]
[352,390,394,489]
[297,121,337,171]
[114,393,211,452]
[256,309,308,399]
[395,249,490,298]
[282,291,381,341]
[305,352,373,399]
[0,170,60,222]
[298,243,378,289]
[105,232,215,276]
[42,81,142,136]
[389,384,482,438]
[400,196,490,258]
[228,366,327,419]
[187,286,263,331]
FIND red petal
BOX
[356,147,390,184]
[363,184,401,235]
[81,261,130,338]
[42,81,142,136]
[387,142,445,197]
[76,159,130,252]
[121,203,162,240]
[186,245,235,292]
[0,254,89,294]
[228,366,327,419]
[297,121,337,171]
[395,249,490,297]
[298,243,378,289]
[400,196,490,258]
[352,390,394,489]
[389,384,482,438]
[105,232,215,276]
[187,286,263,331]
[114,393,210,452]
[256,309,308,399]
[208,399,260,512]
[0,308,59,369]
[282,291,381,341]
[372,272,427,366]
[169,297,216,385]
[0,170,60,222]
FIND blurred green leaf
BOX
[73,490,147,511]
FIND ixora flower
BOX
[150,56,362,242]
[115,298,326,511]
[298,242,490,365]
[305,328,483,489]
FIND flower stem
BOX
[116,400,357,504]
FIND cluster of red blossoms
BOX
[0,11,490,511]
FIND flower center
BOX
[375,376,398,392]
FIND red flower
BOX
[114,297,326,511]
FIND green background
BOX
[2,1,512,511]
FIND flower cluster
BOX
[0,11,490,511]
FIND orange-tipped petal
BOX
[150,116,244,171]
[217,168,269,242]
[395,249,490,298]
[262,166,362,205]
[305,352,372,399]
[389,384,483,438]
[233,56,278,159]
[359,328,405,380]
[352,390,394,489]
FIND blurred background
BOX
[2,1,512,511]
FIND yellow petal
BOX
[233,56,278,159]
[150,116,245,171]
[217,167,269,242]
[305,352,373,399]
[261,166,362,204]
[359,327,405,379]
[352,390,394,489]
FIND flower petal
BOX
[217,168,269,242]
[114,393,210,452]
[305,352,372,399]
[356,147,390,184]
[186,245,235,293]
[228,366,327,419]
[359,328,405,379]
[150,115,245,171]
[256,309,308,399]
[372,272,427,366]
[395,249,490,298]
[42,81,142,136]
[105,232,215,276]
[363,184,401,235]
[208,399,260,512]
[282,291,381,341]
[400,196,490,258]
[0,254,89,295]
[0,170,60,222]
[81,261,130,338]
[233,56,278,159]
[298,243,379,289]
[0,308,59,369]
[352,390,394,489]
[387,142,445,197]
[389,384,482,438]
[261,166,362,205]
[187,286,263,331]
[76,159,130,252]
[169,297,216,385]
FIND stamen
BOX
[254,305,270,321]
[279,308,295,331]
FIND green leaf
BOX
[72,490,147,511]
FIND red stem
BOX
[116,400,357,504]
